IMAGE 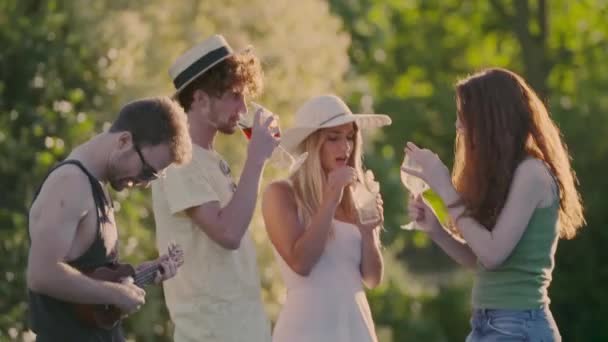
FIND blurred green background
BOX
[1,0,606,341]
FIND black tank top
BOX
[28,160,123,341]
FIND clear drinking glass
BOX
[238,102,308,173]
[352,170,381,225]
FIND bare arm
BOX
[358,193,384,288]
[428,224,478,268]
[26,168,143,309]
[409,195,477,268]
[359,228,383,288]
[186,155,265,250]
[440,159,552,270]
[262,167,356,276]
[186,111,278,250]
[262,181,340,276]
[404,144,555,271]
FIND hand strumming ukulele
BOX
[74,243,184,329]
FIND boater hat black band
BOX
[172,46,231,90]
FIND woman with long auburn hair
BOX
[403,68,584,341]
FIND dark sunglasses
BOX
[133,144,160,182]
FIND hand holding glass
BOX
[400,154,450,230]
[238,102,308,173]
[352,170,381,225]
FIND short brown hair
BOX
[110,96,192,165]
[177,50,263,111]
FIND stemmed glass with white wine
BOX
[400,153,450,230]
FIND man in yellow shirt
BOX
[151,34,277,341]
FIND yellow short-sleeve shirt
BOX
[152,145,270,342]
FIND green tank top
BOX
[472,201,560,309]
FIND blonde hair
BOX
[288,123,364,228]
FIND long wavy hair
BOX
[288,123,364,228]
[453,68,585,239]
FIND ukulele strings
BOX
[133,261,161,286]
[134,250,180,286]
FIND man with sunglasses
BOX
[26,96,192,341]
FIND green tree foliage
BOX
[330,0,608,340]
[0,1,108,339]
[0,0,349,340]
[3,0,607,341]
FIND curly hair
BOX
[177,49,263,111]
[453,68,584,239]
[110,96,192,165]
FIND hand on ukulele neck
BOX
[135,242,184,286]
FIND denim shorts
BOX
[465,306,561,341]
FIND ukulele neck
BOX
[133,261,160,288]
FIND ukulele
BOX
[74,243,184,329]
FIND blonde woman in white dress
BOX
[262,95,392,342]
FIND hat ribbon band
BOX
[173,46,231,90]
[318,112,348,126]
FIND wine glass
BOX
[400,153,451,231]
[400,153,430,230]
[238,102,308,173]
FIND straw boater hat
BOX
[168,34,249,96]
[281,95,392,153]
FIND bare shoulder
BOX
[262,180,304,237]
[514,158,553,184]
[513,158,556,204]
[31,164,92,218]
[262,180,298,217]
[263,180,295,203]
[38,164,92,197]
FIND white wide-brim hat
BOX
[281,95,392,153]
[168,34,249,96]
